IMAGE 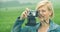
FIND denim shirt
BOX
[11,17,60,32]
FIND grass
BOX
[0,4,60,32]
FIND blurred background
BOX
[0,0,60,32]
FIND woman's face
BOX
[38,6,51,21]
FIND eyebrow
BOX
[47,6,52,11]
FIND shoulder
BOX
[49,21,60,32]
[53,24,60,32]
[50,21,60,29]
[55,24,60,32]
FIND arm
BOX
[11,8,29,32]
[11,17,25,32]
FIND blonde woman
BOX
[36,0,60,32]
[11,0,60,32]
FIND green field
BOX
[0,4,60,32]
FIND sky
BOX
[0,0,59,2]
[0,0,15,2]
[0,0,41,4]
[0,0,41,2]
[0,0,39,2]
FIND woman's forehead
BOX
[39,6,47,10]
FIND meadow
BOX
[0,4,60,32]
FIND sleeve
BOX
[11,17,25,32]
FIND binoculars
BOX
[26,10,39,26]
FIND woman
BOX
[11,0,60,32]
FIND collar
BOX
[48,20,59,31]
[36,20,59,32]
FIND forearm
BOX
[11,17,25,32]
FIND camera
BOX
[26,10,38,26]
[27,10,38,17]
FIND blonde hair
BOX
[36,0,54,18]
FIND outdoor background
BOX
[0,0,60,32]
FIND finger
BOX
[26,8,29,11]
[23,13,25,17]
[24,12,27,17]
[25,8,30,13]
[20,11,27,20]
[21,12,25,16]
[24,10,29,16]
[23,13,27,18]
[20,12,24,20]
[25,11,27,15]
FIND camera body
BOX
[27,10,38,17]
[26,10,38,26]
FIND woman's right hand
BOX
[20,8,29,20]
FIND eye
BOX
[42,10,46,12]
[37,10,40,12]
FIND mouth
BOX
[38,14,44,18]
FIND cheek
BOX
[43,12,49,17]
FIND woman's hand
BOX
[20,8,29,20]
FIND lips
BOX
[38,14,44,18]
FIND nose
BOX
[39,11,43,15]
